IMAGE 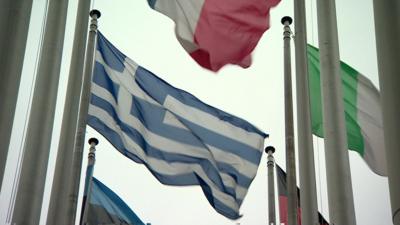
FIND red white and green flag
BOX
[307,44,386,176]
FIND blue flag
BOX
[86,177,145,225]
[88,32,267,219]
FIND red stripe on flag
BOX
[191,0,280,71]
[278,196,302,225]
[279,196,288,225]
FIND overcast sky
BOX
[0,0,392,224]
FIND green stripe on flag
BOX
[307,44,364,156]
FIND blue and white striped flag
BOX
[88,32,268,219]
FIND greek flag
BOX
[88,32,267,219]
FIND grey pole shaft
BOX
[282,17,298,225]
[0,0,33,189]
[11,0,69,224]
[266,146,276,225]
[293,0,319,224]
[67,10,101,225]
[81,138,99,225]
[372,1,400,224]
[315,0,356,224]
[46,1,92,224]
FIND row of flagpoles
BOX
[0,0,93,224]
[281,0,400,224]
[0,0,399,225]
[282,1,355,223]
[47,0,92,224]
[12,0,69,223]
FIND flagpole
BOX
[372,2,400,225]
[80,138,99,225]
[46,1,92,224]
[11,0,69,224]
[0,0,33,189]
[68,9,100,225]
[293,0,319,224]
[315,0,356,224]
[281,16,298,225]
[266,146,276,225]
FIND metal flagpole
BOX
[80,138,99,225]
[0,0,33,189]
[11,0,69,224]
[372,1,400,225]
[281,16,298,225]
[266,146,276,225]
[46,1,92,224]
[67,9,101,225]
[315,0,356,224]
[293,0,319,224]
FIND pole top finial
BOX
[90,9,101,19]
[265,146,275,154]
[88,137,99,146]
[281,16,293,25]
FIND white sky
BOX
[0,0,392,224]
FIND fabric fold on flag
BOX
[276,164,329,225]
[147,0,281,71]
[86,177,145,225]
[307,44,387,176]
[88,32,267,219]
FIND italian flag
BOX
[307,44,387,176]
